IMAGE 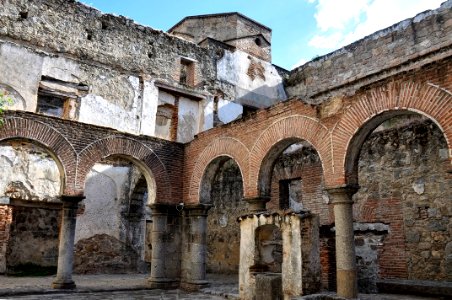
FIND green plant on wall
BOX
[0,90,13,125]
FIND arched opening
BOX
[259,139,327,216]
[0,139,63,276]
[258,138,333,289]
[74,155,156,274]
[199,156,245,275]
[347,112,451,292]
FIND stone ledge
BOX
[377,279,452,297]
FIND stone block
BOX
[255,273,282,300]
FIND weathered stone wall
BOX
[5,205,61,273]
[226,36,271,62]
[1,0,287,141]
[170,14,246,44]
[286,0,452,104]
[169,13,272,59]
[0,205,13,273]
[0,139,152,274]
[354,119,451,282]
[0,0,216,87]
[354,229,386,293]
[0,39,204,141]
[206,159,245,274]
[261,118,450,290]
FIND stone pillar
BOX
[244,196,270,212]
[327,186,359,299]
[53,195,84,289]
[181,203,212,291]
[148,204,181,289]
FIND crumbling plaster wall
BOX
[0,142,61,202]
[0,0,288,141]
[74,162,152,273]
[0,0,214,141]
[75,164,132,243]
[0,141,152,274]
[217,50,287,108]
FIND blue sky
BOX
[83,0,444,70]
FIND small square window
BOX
[36,92,79,120]
[180,58,195,86]
[36,94,65,117]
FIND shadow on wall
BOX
[204,82,288,130]
[74,163,151,274]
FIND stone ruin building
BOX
[0,0,451,299]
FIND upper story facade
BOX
[0,0,287,143]
[1,0,451,145]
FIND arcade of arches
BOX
[0,1,451,299]
[0,62,451,299]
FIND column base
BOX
[337,269,358,299]
[52,279,76,289]
[180,280,209,292]
[148,278,179,289]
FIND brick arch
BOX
[332,81,452,186]
[249,115,332,198]
[188,137,249,204]
[77,137,171,203]
[0,116,77,194]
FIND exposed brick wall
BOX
[332,79,452,186]
[0,205,13,274]
[354,119,451,282]
[184,57,452,203]
[268,144,329,224]
[188,137,250,203]
[0,117,77,193]
[320,234,336,291]
[0,111,184,202]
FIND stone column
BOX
[148,204,180,289]
[181,203,212,291]
[244,196,270,212]
[327,186,358,299]
[53,195,84,289]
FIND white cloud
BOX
[312,0,370,32]
[291,58,309,69]
[307,0,444,51]
[308,32,343,49]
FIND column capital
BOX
[184,203,213,216]
[243,196,270,212]
[326,185,359,205]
